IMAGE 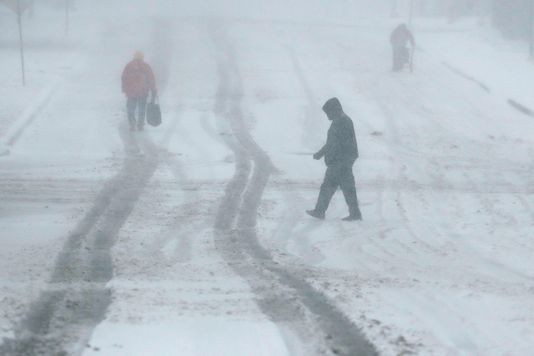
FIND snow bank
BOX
[84,320,289,356]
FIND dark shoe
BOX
[342,214,362,221]
[306,210,325,220]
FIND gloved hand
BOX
[313,152,322,160]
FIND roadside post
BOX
[16,0,26,86]
[409,0,414,26]
[529,0,534,60]
[65,0,69,36]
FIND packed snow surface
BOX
[1,1,534,355]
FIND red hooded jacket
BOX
[121,59,156,98]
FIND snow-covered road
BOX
[1,4,534,355]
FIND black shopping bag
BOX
[146,96,162,127]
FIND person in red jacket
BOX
[121,51,157,131]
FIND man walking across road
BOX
[307,98,362,221]
[121,51,157,131]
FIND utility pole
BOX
[409,0,415,26]
[16,0,26,86]
[65,0,70,36]
[391,0,398,18]
[529,0,534,59]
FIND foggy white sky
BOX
[83,0,390,23]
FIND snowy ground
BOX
[1,1,534,355]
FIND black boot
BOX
[342,213,362,221]
[306,210,325,220]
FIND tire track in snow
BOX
[0,124,159,355]
[289,43,418,272]
[407,59,534,228]
[287,48,325,150]
[290,35,428,273]
[120,19,202,266]
[391,77,534,280]
[291,45,439,298]
[423,145,534,280]
[375,76,534,285]
[137,110,193,264]
[274,47,348,266]
[376,101,448,261]
[375,59,532,268]
[373,93,490,353]
[0,20,174,355]
[297,23,534,353]
[378,91,528,278]
[209,22,377,356]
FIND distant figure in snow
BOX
[121,51,157,131]
[390,23,415,72]
[307,98,362,221]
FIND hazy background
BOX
[3,1,532,46]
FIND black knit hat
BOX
[322,97,343,115]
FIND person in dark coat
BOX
[121,51,157,131]
[390,23,415,72]
[307,98,362,221]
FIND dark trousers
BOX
[126,96,147,129]
[392,45,409,71]
[314,165,361,217]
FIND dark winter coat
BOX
[121,59,156,98]
[316,98,359,167]
[390,25,415,48]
